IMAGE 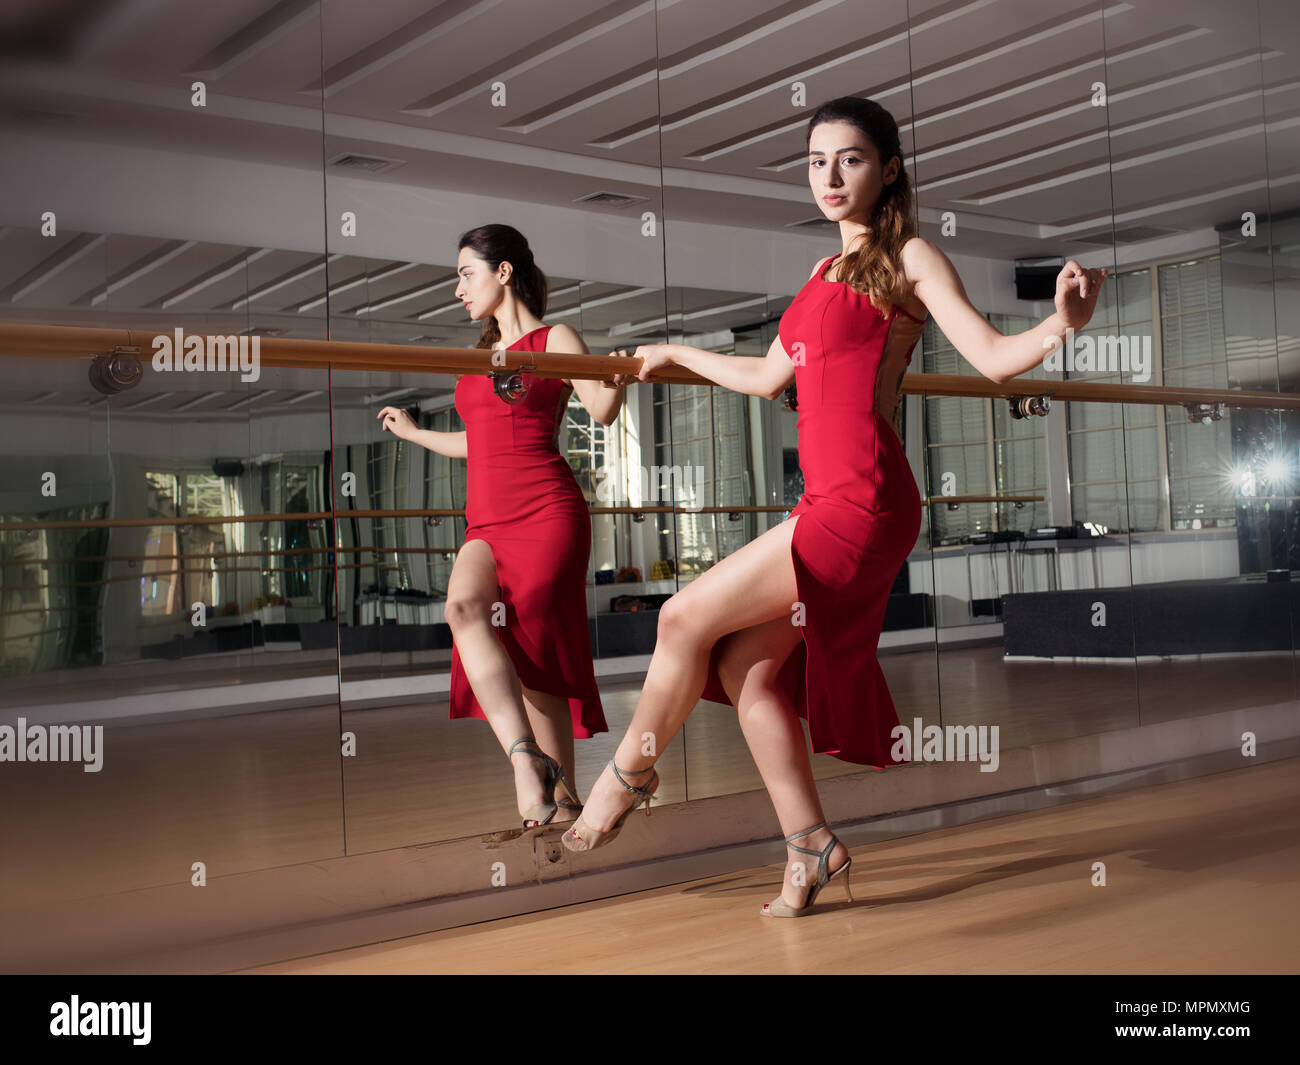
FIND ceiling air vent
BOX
[327,152,406,174]
[1071,225,1180,247]
[574,190,647,207]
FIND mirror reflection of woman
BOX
[378,224,626,829]
[565,97,1106,915]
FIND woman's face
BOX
[807,120,898,223]
[454,249,508,320]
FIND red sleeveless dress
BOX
[448,326,607,738]
[699,253,927,766]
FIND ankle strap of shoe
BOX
[508,737,541,758]
[783,821,827,844]
[784,823,838,884]
[609,760,656,797]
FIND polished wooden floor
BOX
[241,757,1300,974]
[1,645,1291,909]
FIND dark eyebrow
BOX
[808,147,865,156]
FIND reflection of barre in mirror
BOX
[379,224,627,830]
[561,97,1108,919]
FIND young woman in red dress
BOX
[379,224,626,829]
[562,98,1106,915]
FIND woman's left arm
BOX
[902,238,1106,384]
[546,324,624,426]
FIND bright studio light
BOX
[1230,467,1255,495]
[1262,459,1289,485]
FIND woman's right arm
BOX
[377,406,468,458]
[654,338,796,401]
[630,256,829,400]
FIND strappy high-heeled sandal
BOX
[760,821,853,918]
[561,759,658,853]
[554,794,584,822]
[508,737,579,829]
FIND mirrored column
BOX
[909,0,1138,756]
[319,0,671,848]
[0,2,343,924]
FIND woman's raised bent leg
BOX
[571,516,801,836]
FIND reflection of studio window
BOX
[1159,258,1234,529]
[1066,267,1160,532]
[421,406,465,594]
[988,313,1050,536]
[142,470,231,617]
[922,318,994,545]
[366,439,406,589]
[924,314,1047,546]
[278,466,319,602]
[0,502,107,675]
[564,387,606,501]
[654,373,750,573]
[1067,259,1236,533]
[924,260,1231,541]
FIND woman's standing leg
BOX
[445,538,552,820]
[570,517,803,838]
[714,616,849,910]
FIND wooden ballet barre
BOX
[1,320,1297,412]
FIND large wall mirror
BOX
[1114,0,1293,726]
[0,0,1297,926]
[0,3,344,910]
[318,0,673,848]
[653,0,939,801]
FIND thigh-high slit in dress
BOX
[698,253,926,767]
[448,326,607,738]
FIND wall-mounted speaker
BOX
[1014,257,1064,301]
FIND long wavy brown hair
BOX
[457,224,549,349]
[806,97,916,315]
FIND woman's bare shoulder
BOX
[544,322,584,349]
[899,236,941,275]
[898,237,942,316]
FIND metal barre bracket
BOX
[88,345,144,395]
[1185,402,1225,424]
[491,365,535,404]
[1008,394,1051,419]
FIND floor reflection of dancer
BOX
[379,223,626,829]
[564,97,1106,915]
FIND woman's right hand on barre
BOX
[606,347,652,388]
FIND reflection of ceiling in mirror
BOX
[0,0,1297,347]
